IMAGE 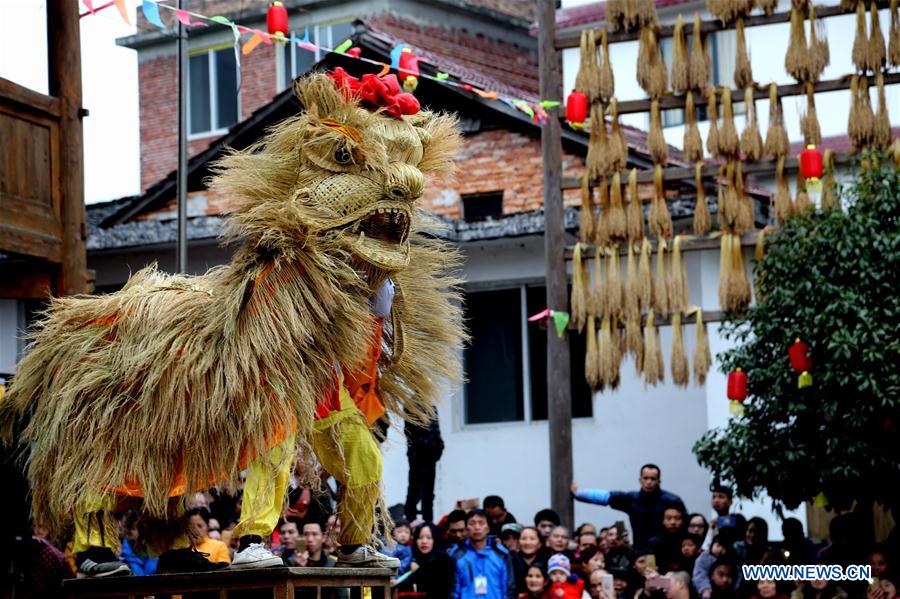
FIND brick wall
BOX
[139,43,278,192]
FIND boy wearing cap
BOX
[548,554,589,599]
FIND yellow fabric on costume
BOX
[73,496,119,554]
[311,382,382,546]
[233,429,297,539]
[195,537,232,563]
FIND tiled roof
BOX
[366,14,539,100]
[555,0,698,30]
[788,128,900,156]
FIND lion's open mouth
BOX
[357,206,410,244]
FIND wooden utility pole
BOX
[47,0,88,295]
[538,0,574,527]
[176,0,189,273]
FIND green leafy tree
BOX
[693,157,900,513]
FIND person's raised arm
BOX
[571,480,612,505]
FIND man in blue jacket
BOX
[571,463,686,547]
[452,509,515,599]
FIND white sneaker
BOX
[230,543,285,569]
[335,545,401,569]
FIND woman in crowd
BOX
[575,546,606,585]
[734,518,773,566]
[790,579,848,599]
[399,522,455,599]
[750,580,791,599]
[515,526,551,592]
[686,514,709,543]
[519,564,551,599]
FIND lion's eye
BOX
[333,145,352,165]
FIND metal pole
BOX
[538,0,574,527]
[176,0,188,273]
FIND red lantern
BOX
[566,90,588,124]
[788,338,813,373]
[267,1,288,38]
[800,145,823,180]
[727,368,748,401]
[398,49,420,92]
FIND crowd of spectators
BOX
[26,463,898,599]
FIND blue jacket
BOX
[452,538,515,599]
[384,542,414,575]
[120,539,158,576]
[573,488,686,547]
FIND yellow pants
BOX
[74,383,382,552]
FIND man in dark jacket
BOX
[404,415,444,522]
[571,464,687,547]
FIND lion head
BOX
[211,70,461,276]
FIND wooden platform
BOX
[62,566,393,599]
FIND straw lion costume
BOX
[0,69,464,575]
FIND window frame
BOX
[460,279,594,429]
[187,44,241,139]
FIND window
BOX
[463,285,592,425]
[280,21,355,90]
[189,47,239,136]
[462,191,504,222]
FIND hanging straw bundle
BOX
[821,149,839,211]
[734,20,754,88]
[638,27,668,98]
[807,4,831,82]
[800,83,821,147]
[786,8,809,82]
[672,15,691,93]
[649,100,669,165]
[642,311,664,386]
[606,246,624,319]
[730,233,751,311]
[734,162,755,233]
[715,163,727,229]
[853,2,868,72]
[741,87,763,161]
[890,0,900,67]
[719,87,740,159]
[718,233,733,311]
[575,29,602,103]
[693,163,711,236]
[706,88,720,158]
[638,237,653,310]
[590,246,606,318]
[875,73,892,150]
[585,316,601,391]
[849,75,875,150]
[689,13,711,90]
[597,315,615,390]
[608,173,628,241]
[774,156,794,225]
[624,314,644,375]
[754,226,770,302]
[608,0,627,31]
[649,165,673,238]
[795,168,814,213]
[869,1,887,72]
[587,102,611,179]
[669,235,689,313]
[624,243,644,373]
[671,312,690,387]
[626,168,644,243]
[635,0,660,31]
[599,29,616,102]
[764,83,790,159]
[692,309,712,385]
[595,177,611,248]
[684,93,704,163]
[721,161,738,229]
[609,100,628,173]
[579,174,596,242]
[571,243,589,332]
[652,239,670,315]
[757,0,779,16]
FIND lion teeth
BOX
[359,231,365,243]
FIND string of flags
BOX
[79,0,562,124]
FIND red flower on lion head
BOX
[328,67,420,119]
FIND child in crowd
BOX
[383,520,413,574]
[548,554,590,599]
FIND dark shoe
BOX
[157,547,230,573]
[76,547,131,579]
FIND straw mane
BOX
[0,73,465,535]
